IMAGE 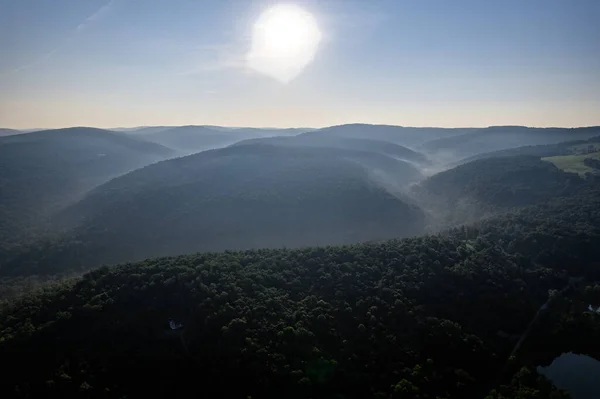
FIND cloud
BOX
[76,0,117,33]
[6,48,59,76]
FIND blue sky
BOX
[1,0,599,128]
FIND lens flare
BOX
[247,4,322,83]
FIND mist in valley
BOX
[2,1,600,397]
[3,123,598,278]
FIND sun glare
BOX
[247,4,322,83]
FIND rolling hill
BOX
[0,127,174,253]
[223,126,313,136]
[138,125,242,152]
[413,155,589,227]
[453,135,600,166]
[110,126,174,135]
[134,125,312,154]
[1,188,599,398]
[0,128,22,137]
[420,126,600,162]
[232,134,430,165]
[2,144,426,276]
[303,124,472,148]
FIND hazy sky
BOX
[1,0,599,129]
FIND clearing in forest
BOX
[542,151,600,176]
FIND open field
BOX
[543,151,600,175]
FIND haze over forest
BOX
[2,121,600,399]
[2,0,600,398]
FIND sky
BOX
[1,0,599,129]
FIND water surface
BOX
[537,352,600,399]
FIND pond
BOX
[537,352,600,399]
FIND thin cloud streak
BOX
[76,0,117,32]
[6,48,59,75]
[0,0,118,78]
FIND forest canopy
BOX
[1,188,599,398]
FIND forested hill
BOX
[138,125,247,152]
[455,135,600,165]
[132,125,310,153]
[1,144,425,276]
[232,134,430,165]
[0,128,22,137]
[0,127,172,153]
[419,126,600,161]
[304,124,472,147]
[0,127,173,253]
[2,188,599,399]
[413,155,590,227]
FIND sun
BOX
[247,4,322,83]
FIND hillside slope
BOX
[0,128,173,252]
[111,126,173,134]
[413,155,590,226]
[303,124,472,147]
[0,128,22,137]
[233,134,430,165]
[420,126,600,161]
[454,135,600,166]
[3,145,425,275]
[2,189,599,398]
[140,125,242,152]
[138,125,311,153]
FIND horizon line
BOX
[6,123,600,132]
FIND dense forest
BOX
[0,145,425,276]
[0,128,172,255]
[1,188,599,398]
[1,123,600,399]
[232,135,430,166]
[584,158,600,170]
[6,127,598,278]
[414,155,592,227]
[5,0,600,395]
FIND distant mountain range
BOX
[0,128,23,137]
[2,123,600,277]
[300,124,475,147]
[3,144,426,275]
[232,134,430,166]
[413,155,590,228]
[419,126,600,160]
[5,123,599,162]
[119,125,313,154]
[0,127,173,253]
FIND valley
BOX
[0,123,599,399]
[4,2,598,397]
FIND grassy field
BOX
[543,151,600,175]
